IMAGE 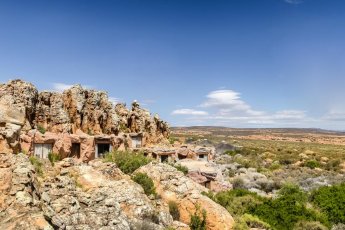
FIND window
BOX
[71,143,80,158]
[199,154,207,161]
[160,155,169,163]
[178,154,187,160]
[34,144,53,159]
[96,143,110,158]
[131,136,142,148]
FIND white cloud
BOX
[323,111,345,121]
[200,90,265,116]
[172,109,208,116]
[273,110,306,120]
[51,82,92,92]
[109,97,122,105]
[172,89,312,128]
[52,83,74,92]
[284,0,304,4]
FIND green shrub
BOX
[29,156,43,176]
[104,151,151,174]
[311,183,345,224]
[250,184,329,230]
[48,152,61,166]
[132,173,156,196]
[232,178,246,189]
[173,164,188,175]
[268,162,281,171]
[168,201,180,220]
[325,159,341,171]
[169,137,179,144]
[37,125,46,134]
[212,189,265,217]
[240,214,271,229]
[304,160,320,169]
[293,221,328,230]
[189,204,207,230]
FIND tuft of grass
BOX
[189,204,207,230]
[37,125,46,134]
[173,164,189,175]
[168,201,180,221]
[29,156,43,176]
[48,152,61,166]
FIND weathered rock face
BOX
[137,163,235,230]
[0,153,52,230]
[0,80,38,154]
[0,152,180,229]
[0,79,170,154]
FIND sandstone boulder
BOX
[137,163,235,230]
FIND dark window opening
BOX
[160,155,169,163]
[71,143,80,158]
[97,143,110,158]
[204,181,211,189]
[178,154,187,160]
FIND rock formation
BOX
[0,153,187,229]
[0,79,170,155]
[137,162,235,230]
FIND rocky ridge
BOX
[0,152,235,230]
[0,79,169,154]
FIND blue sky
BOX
[1,0,345,130]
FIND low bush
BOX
[189,204,207,230]
[132,173,156,196]
[311,183,345,224]
[232,178,246,189]
[250,184,329,230]
[37,125,46,134]
[325,159,341,171]
[173,164,188,175]
[293,221,328,230]
[104,151,151,174]
[212,189,265,217]
[29,156,43,176]
[168,201,180,220]
[239,214,271,230]
[304,160,320,169]
[48,152,61,166]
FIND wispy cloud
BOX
[172,109,208,116]
[109,97,123,105]
[51,82,92,92]
[284,0,305,4]
[172,89,312,127]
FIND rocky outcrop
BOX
[0,153,180,229]
[137,163,235,230]
[0,79,170,154]
[0,153,52,229]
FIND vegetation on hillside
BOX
[104,150,152,174]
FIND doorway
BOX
[71,143,80,158]
[34,143,53,159]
